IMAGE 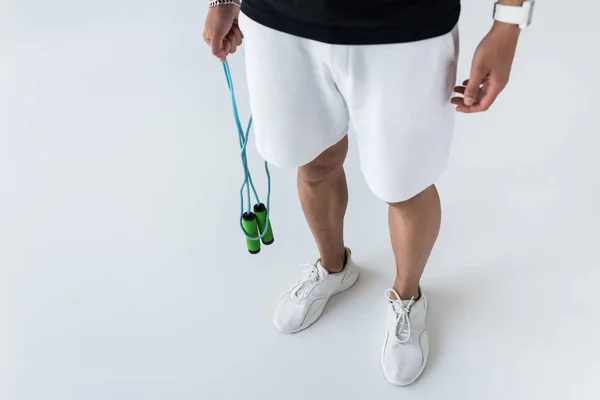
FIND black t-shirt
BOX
[241,0,461,45]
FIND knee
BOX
[299,160,342,183]
[387,184,437,209]
[298,138,347,183]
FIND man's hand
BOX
[203,5,243,62]
[452,23,520,113]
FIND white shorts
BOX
[239,14,459,202]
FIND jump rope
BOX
[222,60,274,254]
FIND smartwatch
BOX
[493,1,535,29]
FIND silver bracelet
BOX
[209,0,241,7]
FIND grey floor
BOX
[2,1,600,399]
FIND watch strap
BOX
[209,0,241,8]
[494,1,534,29]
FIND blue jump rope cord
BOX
[223,61,272,240]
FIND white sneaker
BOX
[381,288,429,386]
[273,248,359,334]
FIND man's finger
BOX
[226,32,240,49]
[232,20,244,38]
[462,76,490,88]
[450,97,465,106]
[464,66,488,106]
[455,103,482,113]
[477,81,504,111]
[211,34,225,58]
[451,95,486,113]
[452,84,484,111]
[214,39,231,62]
[231,26,243,45]
[229,41,237,55]
[451,97,478,113]
[210,26,231,56]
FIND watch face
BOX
[526,1,535,26]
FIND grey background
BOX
[1,1,599,399]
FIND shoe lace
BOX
[384,289,416,344]
[290,262,326,302]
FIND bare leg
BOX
[388,184,441,300]
[297,137,348,273]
